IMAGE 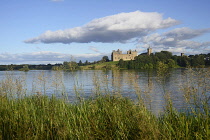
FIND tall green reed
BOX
[0,69,209,139]
[158,68,210,140]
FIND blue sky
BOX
[0,0,210,64]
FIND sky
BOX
[0,0,210,64]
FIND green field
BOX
[80,61,119,70]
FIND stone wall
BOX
[111,49,137,61]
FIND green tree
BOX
[118,59,126,68]
[101,56,109,62]
[68,61,78,70]
[19,65,30,71]
[63,61,78,70]
[191,55,205,67]
[155,51,172,62]
[6,64,14,71]
[156,61,168,76]
[85,60,89,65]
[52,65,64,70]
[167,59,176,68]
[177,56,190,67]
[78,60,83,66]
[147,63,154,69]
[128,61,135,69]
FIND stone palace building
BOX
[111,48,152,61]
[111,49,137,61]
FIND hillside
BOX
[79,61,119,70]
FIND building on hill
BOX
[140,47,153,55]
[111,49,137,61]
[181,53,185,56]
[147,47,152,55]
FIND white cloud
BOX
[89,46,100,53]
[164,27,210,40]
[0,51,108,64]
[139,27,210,55]
[24,11,179,44]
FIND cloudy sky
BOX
[1,0,210,64]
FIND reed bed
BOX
[0,69,209,140]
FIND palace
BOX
[111,49,137,61]
[111,47,152,61]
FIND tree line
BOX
[118,51,210,69]
[51,56,110,70]
[0,64,62,71]
[1,52,209,71]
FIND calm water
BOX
[0,69,209,115]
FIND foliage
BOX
[0,64,57,71]
[0,91,209,139]
[19,65,30,71]
[190,55,205,67]
[177,55,190,67]
[101,56,110,62]
[0,69,209,139]
[52,65,64,70]
[0,51,209,71]
[155,51,172,62]
[85,60,90,65]
[63,61,79,70]
[166,59,176,68]
[80,61,119,70]
[117,51,210,70]
[78,60,83,66]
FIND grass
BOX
[0,68,209,139]
[80,61,119,70]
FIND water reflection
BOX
[0,68,209,115]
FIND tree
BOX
[155,51,172,62]
[101,56,109,62]
[85,60,89,65]
[63,61,69,69]
[118,59,127,68]
[167,59,176,68]
[19,65,30,71]
[68,61,78,70]
[128,61,135,69]
[177,56,190,67]
[78,60,83,66]
[191,55,205,67]
[6,64,14,71]
[156,61,168,76]
[63,61,78,70]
